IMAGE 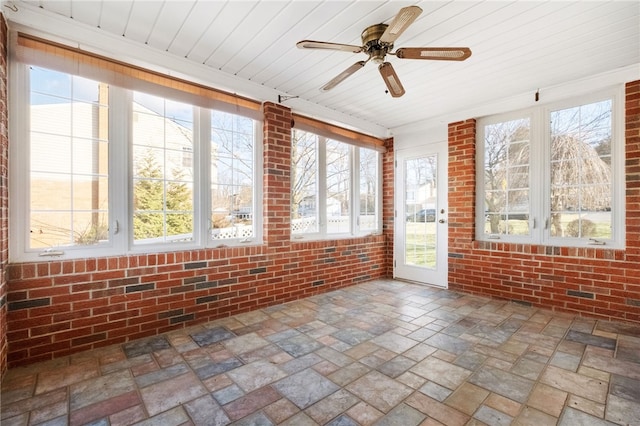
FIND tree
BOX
[483,101,612,237]
[166,167,193,236]
[291,130,318,218]
[133,149,193,240]
[133,150,164,240]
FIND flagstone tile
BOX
[275,333,323,357]
[405,392,470,426]
[31,361,92,396]
[212,384,244,405]
[512,406,556,426]
[190,326,236,347]
[227,359,287,393]
[69,370,135,411]
[263,398,300,424]
[371,331,419,354]
[1,389,67,421]
[565,330,616,350]
[304,389,359,424]
[109,404,147,426]
[425,333,474,355]
[134,362,189,388]
[194,356,243,380]
[27,400,67,425]
[411,357,472,390]
[374,403,427,426]
[69,390,140,426]
[444,382,489,415]
[346,401,384,425]
[273,369,340,409]
[419,380,453,402]
[139,372,207,417]
[328,362,371,387]
[540,365,608,403]
[345,371,412,413]
[474,405,513,426]
[122,336,171,359]
[566,394,605,418]
[183,394,230,426]
[133,406,190,426]
[223,332,270,355]
[223,386,281,421]
[559,407,616,426]
[483,393,521,417]
[605,394,640,425]
[527,383,567,417]
[469,365,535,403]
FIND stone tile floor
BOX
[2,279,640,425]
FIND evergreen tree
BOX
[133,150,164,240]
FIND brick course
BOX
[5,102,393,368]
[448,80,640,323]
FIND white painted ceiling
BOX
[4,0,640,138]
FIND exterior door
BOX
[394,142,448,287]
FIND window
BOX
[210,111,256,241]
[476,90,623,247]
[481,116,531,238]
[132,92,194,244]
[28,67,110,250]
[291,129,381,238]
[12,63,261,261]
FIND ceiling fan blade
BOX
[379,6,422,44]
[297,40,363,53]
[395,47,472,61]
[378,62,405,98]
[321,61,367,91]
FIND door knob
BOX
[438,219,446,223]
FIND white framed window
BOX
[291,129,381,239]
[476,88,624,248]
[10,63,262,262]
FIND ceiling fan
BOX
[296,5,471,97]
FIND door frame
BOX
[393,142,448,287]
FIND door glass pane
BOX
[405,155,438,269]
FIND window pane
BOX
[326,139,350,234]
[133,92,194,244]
[482,118,531,236]
[210,111,255,240]
[359,147,378,232]
[550,99,612,239]
[291,130,318,234]
[405,156,438,268]
[29,67,109,249]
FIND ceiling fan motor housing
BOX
[362,24,392,64]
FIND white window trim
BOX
[476,86,625,249]
[10,62,263,263]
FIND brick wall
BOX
[448,80,640,323]
[382,137,394,277]
[5,102,393,368]
[0,13,8,379]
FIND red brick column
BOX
[262,102,292,250]
[382,138,394,277]
[0,13,8,380]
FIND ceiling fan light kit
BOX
[297,5,471,97]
